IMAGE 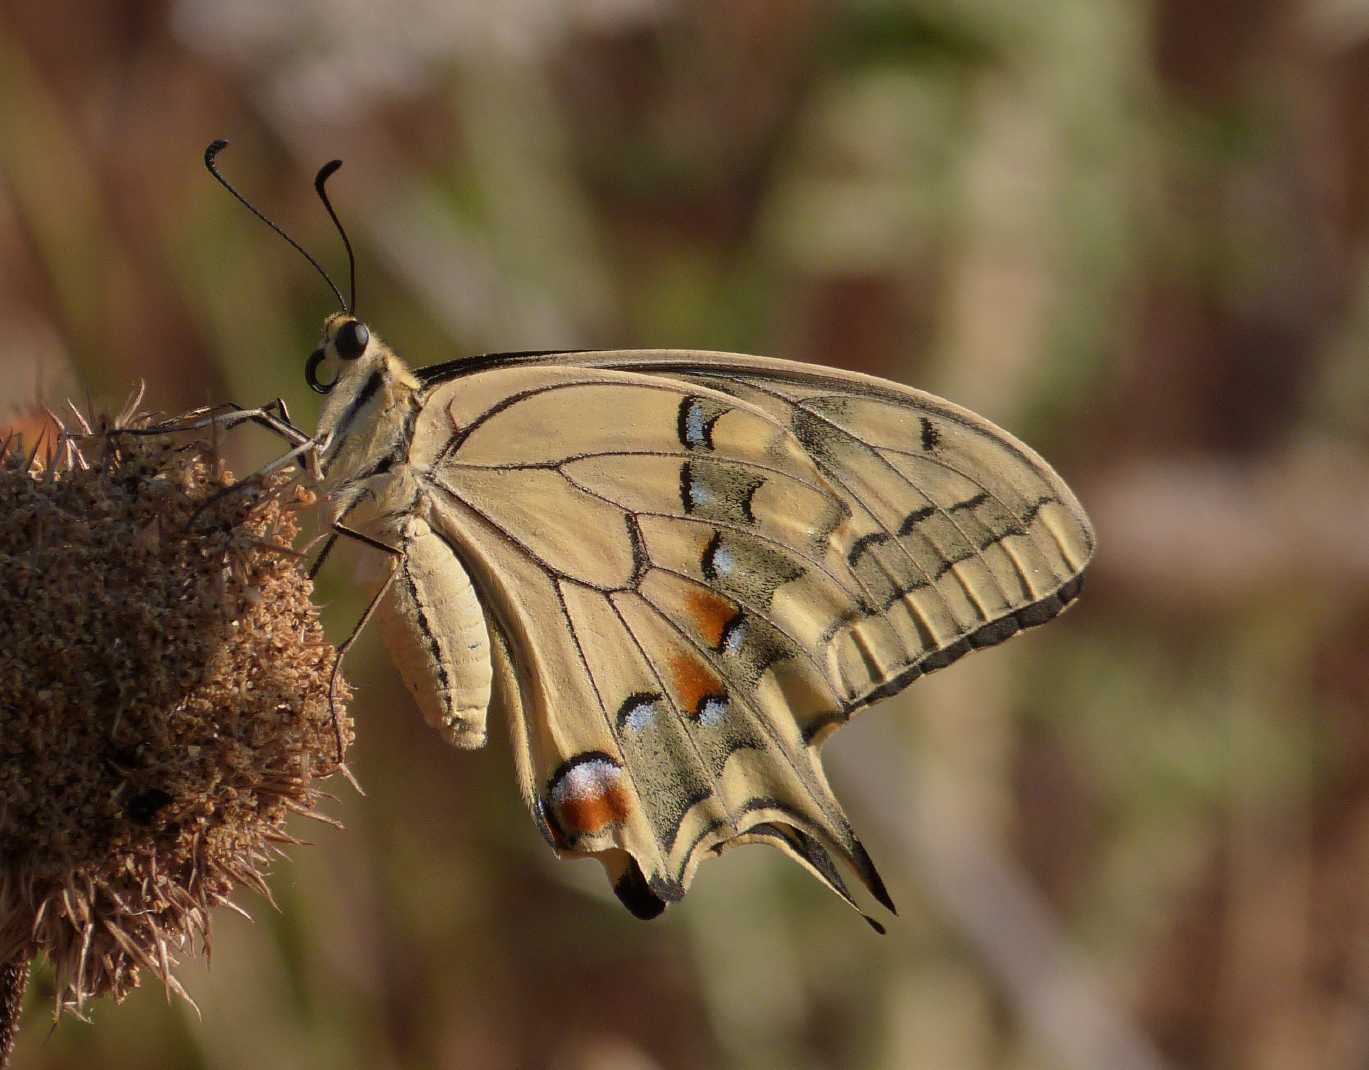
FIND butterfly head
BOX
[307,312,420,479]
[307,313,374,395]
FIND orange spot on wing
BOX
[560,784,632,834]
[669,652,723,717]
[684,588,738,648]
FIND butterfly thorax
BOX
[312,320,422,520]
[310,316,494,746]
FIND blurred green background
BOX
[4,2,1369,1068]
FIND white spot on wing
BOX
[712,545,735,576]
[699,696,728,726]
[722,618,747,655]
[621,699,660,733]
[687,478,714,508]
[551,757,622,803]
[685,401,709,447]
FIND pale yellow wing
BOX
[408,350,1093,924]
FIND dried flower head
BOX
[0,403,351,1015]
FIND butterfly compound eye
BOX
[336,319,370,360]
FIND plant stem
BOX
[0,956,30,1070]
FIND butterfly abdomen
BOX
[378,516,492,749]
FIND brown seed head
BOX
[0,409,351,1014]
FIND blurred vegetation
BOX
[3,1,1369,1068]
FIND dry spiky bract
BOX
[0,416,351,1014]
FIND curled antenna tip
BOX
[205,139,229,165]
[315,159,343,188]
[313,159,357,314]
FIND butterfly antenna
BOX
[313,159,357,315]
[204,139,349,312]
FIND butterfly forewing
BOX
[406,349,1093,923]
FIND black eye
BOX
[336,320,370,360]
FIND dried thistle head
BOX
[0,404,351,1015]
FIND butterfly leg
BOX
[302,519,404,760]
[181,434,328,529]
[123,398,312,448]
[328,520,401,558]
[308,532,340,580]
[86,396,312,476]
[92,397,328,529]
[328,560,398,761]
[233,397,311,449]
[116,399,324,528]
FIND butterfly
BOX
[196,141,1094,931]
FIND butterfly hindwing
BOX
[408,351,1093,922]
